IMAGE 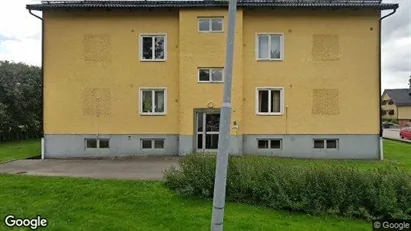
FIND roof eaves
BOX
[26,1,399,11]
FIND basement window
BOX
[141,139,165,150]
[314,139,338,150]
[257,139,282,149]
[85,138,110,149]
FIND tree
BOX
[0,60,42,141]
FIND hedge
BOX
[164,154,411,220]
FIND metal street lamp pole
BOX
[210,0,237,230]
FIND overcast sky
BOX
[0,0,409,91]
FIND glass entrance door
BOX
[196,111,220,152]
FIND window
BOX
[389,110,395,115]
[198,18,223,32]
[388,100,394,105]
[382,100,387,105]
[140,34,166,61]
[256,34,284,60]
[140,88,167,115]
[256,88,284,115]
[141,139,165,150]
[99,139,110,148]
[314,139,338,150]
[258,139,282,149]
[381,110,387,115]
[86,139,97,148]
[85,138,110,149]
[198,68,224,82]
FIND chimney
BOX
[409,75,411,96]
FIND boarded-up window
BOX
[312,34,340,61]
[83,34,112,62]
[82,88,111,116]
[312,89,339,115]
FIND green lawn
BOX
[237,139,411,171]
[0,139,40,163]
[0,175,369,231]
[0,139,410,230]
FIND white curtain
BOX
[270,35,281,59]
[271,90,281,113]
[155,91,164,112]
[258,35,269,59]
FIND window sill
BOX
[256,113,283,116]
[140,113,167,116]
[197,81,224,84]
[256,58,283,62]
[199,31,224,33]
[257,148,282,150]
[140,59,166,62]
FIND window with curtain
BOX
[198,18,224,32]
[140,35,166,61]
[257,34,283,60]
[257,88,283,114]
[198,68,224,82]
[140,89,166,115]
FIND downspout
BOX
[28,9,44,159]
[379,8,397,160]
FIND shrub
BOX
[164,154,411,220]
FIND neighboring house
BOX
[26,0,399,159]
[381,88,411,127]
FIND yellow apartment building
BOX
[26,0,399,159]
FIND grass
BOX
[232,139,411,171]
[0,175,369,231]
[0,139,40,163]
[0,138,409,230]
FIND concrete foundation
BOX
[44,134,379,159]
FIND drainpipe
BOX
[28,9,44,159]
[379,8,397,160]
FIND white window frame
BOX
[313,139,339,150]
[198,68,224,83]
[257,139,282,149]
[85,138,110,149]
[255,87,285,116]
[198,17,224,33]
[139,88,167,115]
[140,139,165,150]
[139,33,167,62]
[255,33,284,61]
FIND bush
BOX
[164,154,411,220]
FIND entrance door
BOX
[196,111,220,152]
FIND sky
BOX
[0,0,409,91]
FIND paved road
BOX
[0,157,180,180]
[383,128,411,143]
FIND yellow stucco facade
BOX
[43,8,380,136]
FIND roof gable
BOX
[383,89,411,106]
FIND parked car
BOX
[400,127,411,140]
[382,122,396,128]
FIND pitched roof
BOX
[26,0,399,11]
[383,89,411,106]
